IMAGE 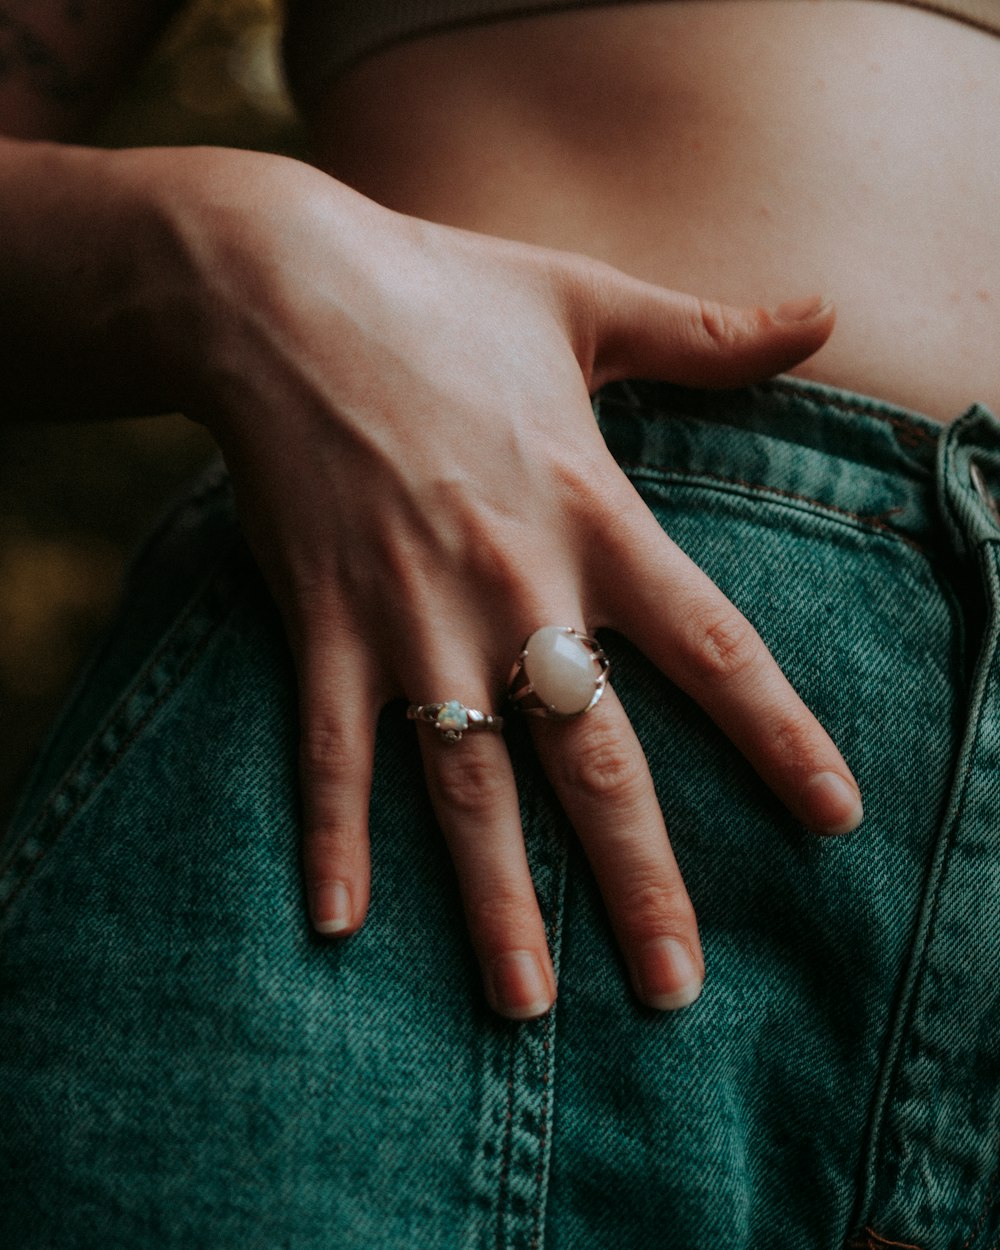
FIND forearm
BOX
[0,136,408,427]
[0,139,357,425]
[0,136,196,421]
[0,1,207,423]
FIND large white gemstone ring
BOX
[507,626,610,718]
[407,701,504,744]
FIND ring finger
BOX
[412,681,557,1021]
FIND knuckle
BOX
[287,560,333,608]
[769,712,824,775]
[562,723,646,804]
[282,581,341,652]
[300,711,357,780]
[620,876,697,936]
[433,748,509,814]
[472,889,540,946]
[554,248,604,312]
[693,298,743,350]
[303,827,355,879]
[683,605,763,685]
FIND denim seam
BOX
[941,422,1000,1250]
[528,788,565,1250]
[850,730,970,1240]
[957,559,1000,1250]
[845,1226,925,1249]
[0,542,243,922]
[601,378,940,456]
[119,457,228,587]
[845,420,981,1239]
[528,1012,553,1250]
[473,769,567,1250]
[621,463,928,553]
[767,380,938,450]
[928,592,1000,1250]
[495,1044,517,1249]
[490,785,561,1250]
[863,669,984,1238]
[964,1170,998,1250]
[1,468,233,843]
[857,548,998,1242]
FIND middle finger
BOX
[530,682,705,1012]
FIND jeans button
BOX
[969,458,1000,526]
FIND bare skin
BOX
[313,0,1000,422]
[0,1,909,1021]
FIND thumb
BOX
[588,268,834,390]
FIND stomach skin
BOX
[305,0,1000,422]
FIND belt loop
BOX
[937,405,1000,558]
[968,459,1000,527]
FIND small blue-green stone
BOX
[436,701,469,732]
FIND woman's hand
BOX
[137,148,860,1019]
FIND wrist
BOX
[111,145,387,434]
[0,138,195,419]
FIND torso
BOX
[305,0,1000,422]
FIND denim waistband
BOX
[594,376,1000,560]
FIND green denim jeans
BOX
[2,378,999,1249]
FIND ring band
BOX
[508,625,610,718]
[407,700,504,743]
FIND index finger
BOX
[602,507,863,837]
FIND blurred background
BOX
[0,0,304,822]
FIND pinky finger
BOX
[297,653,378,937]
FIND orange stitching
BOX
[603,377,940,449]
[757,380,937,446]
[619,461,928,553]
[495,1047,516,1250]
[0,582,235,919]
[529,1019,552,1250]
[964,1168,999,1249]
[845,1227,925,1250]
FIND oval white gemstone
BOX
[524,627,597,715]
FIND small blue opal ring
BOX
[406,700,504,744]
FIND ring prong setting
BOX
[508,626,610,718]
[407,701,503,743]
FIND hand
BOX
[147,149,860,1019]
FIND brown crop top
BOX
[283,0,1000,103]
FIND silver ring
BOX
[507,625,610,718]
[406,700,504,744]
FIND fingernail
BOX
[489,951,553,1020]
[312,881,352,935]
[774,294,833,323]
[633,938,703,1011]
[803,771,864,835]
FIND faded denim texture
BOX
[1,378,999,1249]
